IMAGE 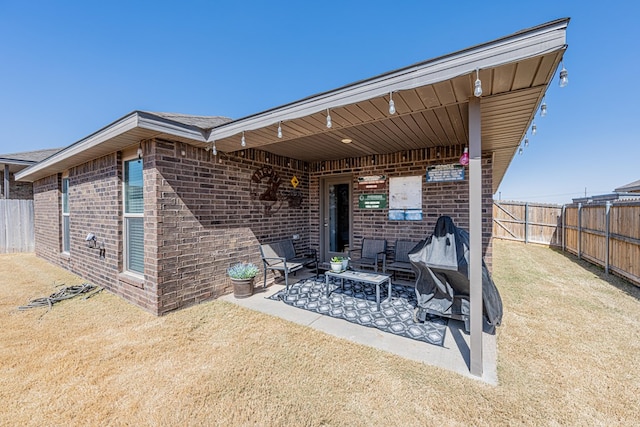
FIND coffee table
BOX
[324,270,392,311]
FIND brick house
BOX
[1,149,61,199]
[16,19,569,319]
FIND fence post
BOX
[577,203,582,259]
[605,201,611,275]
[562,205,566,252]
[524,202,529,244]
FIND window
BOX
[62,177,70,253]
[124,158,144,274]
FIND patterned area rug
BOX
[268,277,447,346]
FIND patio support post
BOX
[3,164,9,199]
[468,96,483,377]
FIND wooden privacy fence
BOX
[493,200,640,287]
[493,201,563,246]
[564,200,640,286]
[0,199,35,253]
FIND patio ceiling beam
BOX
[207,19,568,143]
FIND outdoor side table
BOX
[324,270,392,311]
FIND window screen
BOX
[124,159,144,274]
[62,177,70,253]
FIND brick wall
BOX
[1,171,34,199]
[308,146,494,271]
[33,174,62,262]
[32,152,160,314]
[147,140,311,314]
[32,139,494,315]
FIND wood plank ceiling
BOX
[212,51,564,192]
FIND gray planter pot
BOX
[231,277,255,298]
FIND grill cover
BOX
[409,216,503,331]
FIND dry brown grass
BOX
[1,242,639,426]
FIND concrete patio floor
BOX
[221,272,498,385]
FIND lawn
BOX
[1,240,639,426]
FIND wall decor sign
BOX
[388,176,423,221]
[358,194,387,209]
[389,176,422,209]
[388,209,423,221]
[250,166,304,216]
[357,175,387,189]
[426,164,465,182]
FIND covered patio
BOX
[222,276,498,383]
[216,17,569,378]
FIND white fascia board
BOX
[15,112,209,182]
[0,158,34,166]
[15,113,139,181]
[207,19,568,142]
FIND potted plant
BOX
[330,256,347,272]
[228,262,259,298]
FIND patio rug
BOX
[268,277,447,346]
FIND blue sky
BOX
[1,1,638,204]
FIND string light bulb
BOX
[389,92,396,115]
[559,62,568,88]
[277,121,282,139]
[474,68,482,97]
[524,137,529,148]
[241,131,246,147]
[459,147,469,166]
[519,146,523,155]
[531,123,537,136]
[137,143,143,160]
[212,141,217,156]
[326,109,332,128]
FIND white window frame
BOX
[123,155,144,276]
[61,175,70,254]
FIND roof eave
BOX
[15,111,209,182]
[208,18,569,142]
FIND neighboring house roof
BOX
[614,179,640,193]
[16,18,570,190]
[0,148,63,173]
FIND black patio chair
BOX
[384,240,419,282]
[260,239,318,292]
[348,238,387,272]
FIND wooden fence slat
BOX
[0,199,35,253]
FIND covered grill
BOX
[409,216,503,332]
